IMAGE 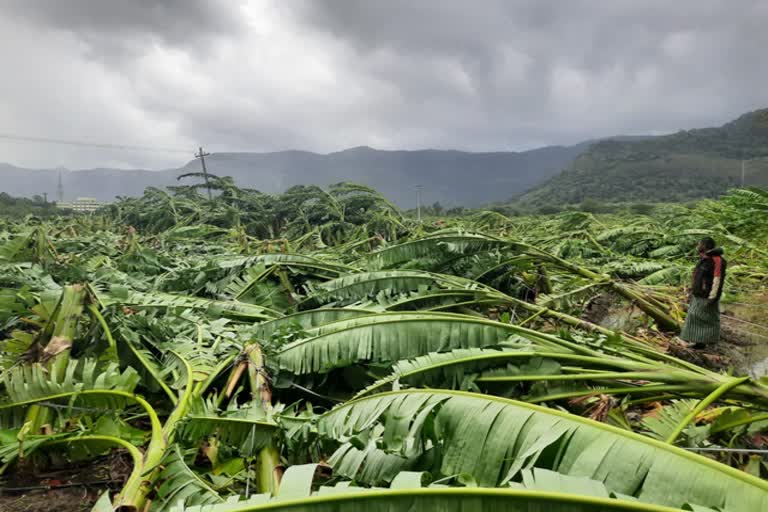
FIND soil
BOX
[583,292,623,326]
[0,488,103,512]
[584,291,768,376]
[584,292,649,332]
[0,452,132,512]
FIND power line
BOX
[57,170,64,202]
[416,184,423,222]
[741,148,746,187]
[0,132,189,154]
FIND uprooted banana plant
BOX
[0,184,766,511]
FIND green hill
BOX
[517,109,768,206]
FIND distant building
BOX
[58,197,105,213]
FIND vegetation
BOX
[518,109,768,205]
[0,181,767,512]
[0,192,61,219]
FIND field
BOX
[0,182,767,512]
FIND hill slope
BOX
[5,109,767,209]
[0,164,176,202]
[0,144,588,207]
[518,109,768,205]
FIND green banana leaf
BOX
[166,489,687,512]
[275,312,569,375]
[165,463,689,512]
[300,270,486,308]
[94,287,281,320]
[253,308,372,340]
[317,389,768,511]
[362,232,510,270]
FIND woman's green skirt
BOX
[680,296,720,344]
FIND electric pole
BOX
[42,192,47,204]
[57,169,64,202]
[741,151,746,188]
[194,146,213,199]
[416,184,423,222]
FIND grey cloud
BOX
[0,0,767,172]
[287,0,768,143]
[3,0,241,37]
[2,0,245,60]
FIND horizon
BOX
[1,109,755,173]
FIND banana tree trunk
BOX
[26,285,86,433]
[46,284,86,379]
[518,243,680,332]
[481,291,712,376]
[609,282,680,332]
[114,351,195,511]
[246,344,283,495]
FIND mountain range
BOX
[1,109,767,208]
[517,109,768,206]
[0,144,590,207]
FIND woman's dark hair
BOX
[699,237,716,251]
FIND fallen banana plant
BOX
[317,390,768,511]
[0,185,766,512]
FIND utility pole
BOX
[416,184,423,222]
[741,152,746,188]
[57,169,64,202]
[42,192,47,204]
[194,146,213,199]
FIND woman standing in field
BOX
[680,237,726,348]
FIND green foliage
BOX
[0,192,62,219]
[518,109,768,205]
[318,390,768,510]
[108,181,407,246]
[0,181,766,511]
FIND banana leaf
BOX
[317,390,768,511]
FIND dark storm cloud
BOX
[2,0,244,60]
[3,0,241,39]
[293,0,768,131]
[0,0,767,170]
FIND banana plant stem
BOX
[527,384,706,404]
[477,370,698,384]
[665,376,751,444]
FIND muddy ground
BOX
[0,452,131,512]
[587,291,768,377]
[0,488,103,512]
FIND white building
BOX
[58,197,105,213]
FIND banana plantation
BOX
[1,181,767,512]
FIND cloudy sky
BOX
[0,0,766,170]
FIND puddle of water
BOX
[746,341,768,379]
[728,319,768,378]
[598,308,644,332]
[750,356,768,379]
[722,302,768,378]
